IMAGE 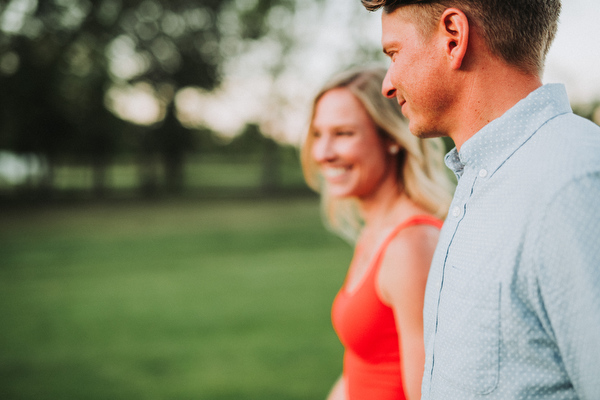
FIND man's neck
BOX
[449,62,543,151]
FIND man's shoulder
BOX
[524,112,600,170]
[549,111,600,138]
[503,113,600,204]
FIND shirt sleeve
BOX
[536,172,600,398]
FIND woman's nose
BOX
[312,136,335,163]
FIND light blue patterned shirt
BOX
[422,84,600,399]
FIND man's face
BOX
[381,8,452,138]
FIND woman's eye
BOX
[336,131,353,136]
[313,131,321,138]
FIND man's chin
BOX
[408,122,444,139]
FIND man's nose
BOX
[382,69,396,99]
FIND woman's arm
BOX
[377,224,440,400]
[326,375,346,400]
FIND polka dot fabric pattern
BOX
[422,84,600,399]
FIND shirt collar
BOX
[445,84,572,178]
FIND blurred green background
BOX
[0,2,363,398]
[0,197,352,399]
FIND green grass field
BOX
[0,198,352,400]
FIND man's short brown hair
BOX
[361,0,561,75]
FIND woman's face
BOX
[310,88,395,199]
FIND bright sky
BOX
[544,0,600,103]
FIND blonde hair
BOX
[301,66,455,243]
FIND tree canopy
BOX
[0,0,299,195]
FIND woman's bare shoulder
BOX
[376,221,440,304]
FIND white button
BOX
[479,169,488,178]
[452,206,461,218]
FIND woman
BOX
[301,67,454,400]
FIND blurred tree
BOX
[0,0,125,197]
[0,31,78,197]
[573,100,600,124]
[0,0,299,198]
[154,101,193,194]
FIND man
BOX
[361,0,600,399]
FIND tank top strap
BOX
[374,214,443,266]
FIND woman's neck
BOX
[358,179,413,232]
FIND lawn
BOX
[0,198,352,400]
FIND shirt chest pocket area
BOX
[434,264,501,394]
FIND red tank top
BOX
[331,215,443,400]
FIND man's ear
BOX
[439,8,469,70]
